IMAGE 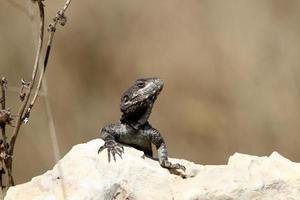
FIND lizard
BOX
[98,77,185,171]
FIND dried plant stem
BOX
[27,0,72,116]
[0,78,7,145]
[1,0,72,190]
[0,78,6,110]
[6,0,45,187]
[42,81,67,199]
[0,78,7,193]
[0,188,3,200]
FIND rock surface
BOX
[5,139,300,200]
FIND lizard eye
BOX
[123,95,129,102]
[137,82,145,88]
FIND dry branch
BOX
[1,0,73,190]
[5,0,45,188]
[26,0,72,120]
[0,78,7,191]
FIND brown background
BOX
[1,0,300,184]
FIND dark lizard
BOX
[98,77,185,171]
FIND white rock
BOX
[5,139,300,200]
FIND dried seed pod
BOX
[57,12,67,26]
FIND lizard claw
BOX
[173,163,186,171]
[98,140,124,162]
[161,160,186,171]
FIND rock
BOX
[5,139,300,200]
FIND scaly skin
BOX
[98,78,185,171]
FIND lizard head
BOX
[120,77,164,115]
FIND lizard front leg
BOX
[98,124,124,162]
[149,128,185,171]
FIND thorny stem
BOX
[6,0,45,188]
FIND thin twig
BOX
[6,0,45,187]
[0,78,7,150]
[0,78,6,110]
[27,1,72,198]
[2,0,72,190]
[0,78,7,145]
[0,78,7,193]
[25,0,72,121]
[0,78,8,149]
[43,80,67,199]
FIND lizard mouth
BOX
[121,93,157,114]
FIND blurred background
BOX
[1,0,300,184]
